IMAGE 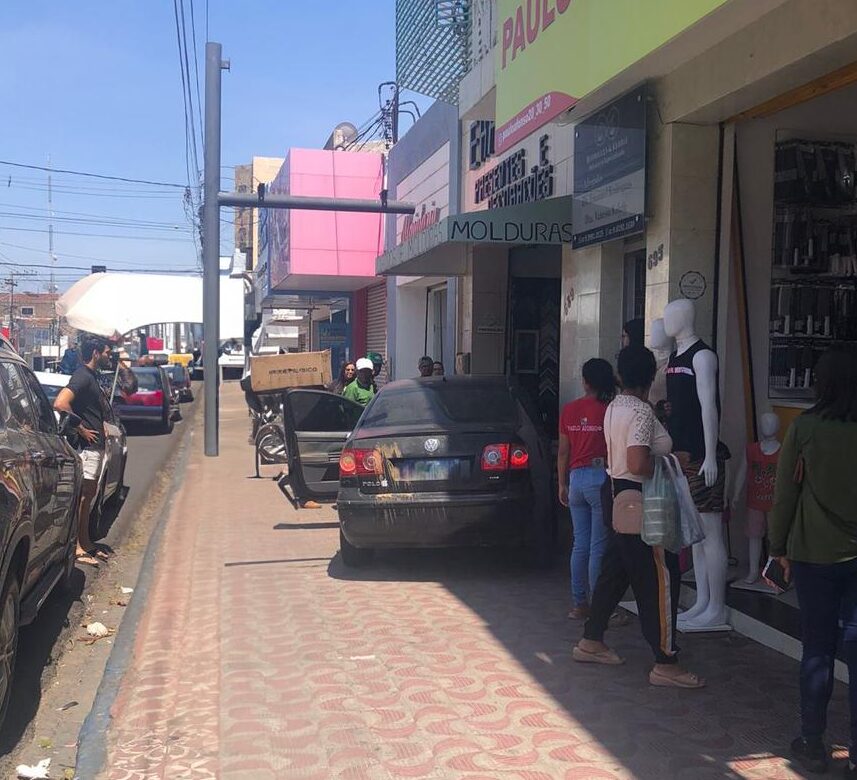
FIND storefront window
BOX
[769,133,857,399]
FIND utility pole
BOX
[48,155,57,362]
[202,42,227,457]
[202,42,415,456]
[5,273,17,350]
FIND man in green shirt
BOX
[342,357,375,406]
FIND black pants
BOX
[793,558,857,761]
[584,529,681,664]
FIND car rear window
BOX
[132,370,160,391]
[361,383,519,428]
[167,366,184,381]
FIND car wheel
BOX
[161,414,174,435]
[339,529,373,567]
[0,575,21,728]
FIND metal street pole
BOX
[203,42,227,456]
[202,42,414,457]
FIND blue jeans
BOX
[792,558,857,761]
[568,467,608,607]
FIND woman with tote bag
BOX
[573,345,705,690]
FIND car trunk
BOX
[351,427,527,495]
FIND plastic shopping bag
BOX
[642,456,680,552]
[664,454,706,547]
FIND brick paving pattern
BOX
[99,385,850,779]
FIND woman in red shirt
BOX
[558,358,616,619]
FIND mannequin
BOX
[662,299,730,631]
[731,413,781,584]
[649,318,673,408]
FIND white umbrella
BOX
[56,272,245,341]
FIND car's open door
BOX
[281,389,364,499]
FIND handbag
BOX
[612,489,644,535]
[663,454,706,547]
[642,456,680,551]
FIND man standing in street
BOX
[54,335,113,567]
[343,357,376,406]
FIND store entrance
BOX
[507,247,562,437]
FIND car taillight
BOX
[340,448,382,478]
[481,443,529,472]
[510,446,529,469]
[481,444,509,472]
[130,389,164,407]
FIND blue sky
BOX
[0,1,400,291]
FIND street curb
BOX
[74,399,201,779]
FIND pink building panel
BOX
[269,149,385,291]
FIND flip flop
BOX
[649,669,707,689]
[572,645,625,666]
[76,554,100,568]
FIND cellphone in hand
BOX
[762,557,791,593]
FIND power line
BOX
[0,202,192,227]
[0,225,194,242]
[4,184,183,200]
[0,160,186,188]
[0,211,192,233]
[188,0,204,142]
[0,260,199,273]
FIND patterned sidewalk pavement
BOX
[97,384,849,779]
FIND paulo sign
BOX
[495,0,731,153]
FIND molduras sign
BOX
[400,203,441,244]
[474,134,554,209]
[377,195,575,278]
[450,216,571,243]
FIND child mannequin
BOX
[731,412,782,583]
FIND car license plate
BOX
[395,459,457,482]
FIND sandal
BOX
[572,645,625,666]
[76,554,100,568]
[649,668,706,689]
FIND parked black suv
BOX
[0,339,83,723]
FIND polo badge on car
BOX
[424,438,440,454]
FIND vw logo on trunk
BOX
[424,438,440,453]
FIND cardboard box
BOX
[250,350,331,392]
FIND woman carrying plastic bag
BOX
[642,456,680,553]
[663,453,706,547]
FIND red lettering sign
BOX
[501,0,573,70]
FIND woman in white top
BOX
[573,345,705,689]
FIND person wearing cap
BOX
[343,358,376,406]
[418,356,434,377]
[367,351,384,393]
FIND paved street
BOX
[0,401,195,777]
[85,384,850,780]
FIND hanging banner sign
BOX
[572,86,646,249]
[495,0,731,153]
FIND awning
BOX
[376,195,573,276]
[56,272,245,341]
